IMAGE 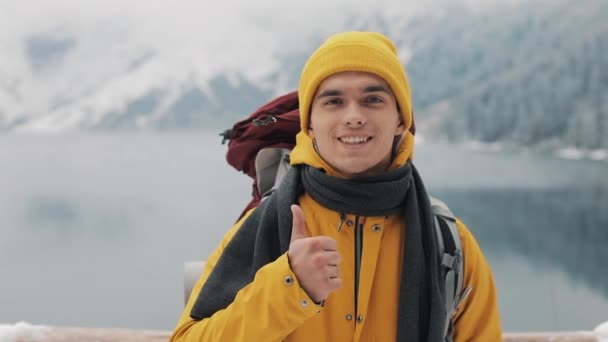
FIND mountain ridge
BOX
[1,0,606,153]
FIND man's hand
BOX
[288,204,342,303]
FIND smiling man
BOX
[171,31,502,342]
[308,71,405,178]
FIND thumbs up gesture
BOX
[288,204,342,303]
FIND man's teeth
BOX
[339,137,369,144]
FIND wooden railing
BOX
[7,325,601,342]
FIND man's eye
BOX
[325,98,342,105]
[366,96,384,103]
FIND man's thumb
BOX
[290,204,308,242]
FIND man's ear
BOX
[394,120,405,136]
[308,123,315,138]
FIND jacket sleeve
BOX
[170,210,322,342]
[453,219,503,342]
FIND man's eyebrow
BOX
[316,89,343,99]
[363,85,392,94]
[315,85,392,99]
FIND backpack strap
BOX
[255,147,291,199]
[430,196,464,342]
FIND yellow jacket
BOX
[171,132,502,341]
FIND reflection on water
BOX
[26,197,80,228]
[0,133,606,332]
[433,186,608,331]
[435,186,608,299]
[24,195,139,239]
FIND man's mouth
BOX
[338,136,372,144]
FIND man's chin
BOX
[335,162,382,179]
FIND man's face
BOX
[309,71,405,178]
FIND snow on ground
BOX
[596,320,608,342]
[1,320,606,341]
[0,322,49,342]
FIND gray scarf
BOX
[190,163,446,341]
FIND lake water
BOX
[0,133,606,332]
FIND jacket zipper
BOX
[354,216,363,315]
[337,213,346,232]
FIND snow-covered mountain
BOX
[1,0,606,150]
[409,0,608,151]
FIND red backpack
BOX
[219,91,300,219]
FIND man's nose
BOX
[343,104,367,126]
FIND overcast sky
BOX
[1,0,526,49]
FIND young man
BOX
[171,31,502,341]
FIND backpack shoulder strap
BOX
[255,147,292,199]
[430,196,464,341]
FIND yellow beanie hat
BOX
[298,31,412,134]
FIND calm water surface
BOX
[0,133,606,332]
